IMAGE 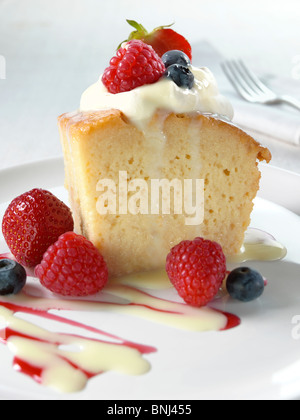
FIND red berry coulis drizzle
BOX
[0,252,240,392]
[0,299,155,387]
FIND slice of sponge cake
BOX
[58,109,271,278]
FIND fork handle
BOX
[279,95,300,112]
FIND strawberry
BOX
[2,189,74,267]
[120,20,192,61]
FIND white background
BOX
[0,0,299,171]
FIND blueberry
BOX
[164,64,195,89]
[226,267,264,302]
[0,259,27,295]
[161,50,191,68]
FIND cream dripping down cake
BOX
[58,22,271,279]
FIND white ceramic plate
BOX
[0,158,300,401]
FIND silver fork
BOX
[221,59,300,112]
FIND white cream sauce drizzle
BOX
[0,270,228,394]
[228,228,287,263]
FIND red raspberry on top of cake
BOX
[102,39,165,94]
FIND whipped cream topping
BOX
[80,66,234,128]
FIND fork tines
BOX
[221,59,274,102]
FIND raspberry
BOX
[102,39,165,94]
[166,237,227,307]
[2,189,74,267]
[35,232,108,297]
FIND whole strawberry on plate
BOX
[120,20,192,61]
[2,188,74,267]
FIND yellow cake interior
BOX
[58,110,271,278]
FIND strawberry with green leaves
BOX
[121,20,192,61]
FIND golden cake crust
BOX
[58,109,271,163]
